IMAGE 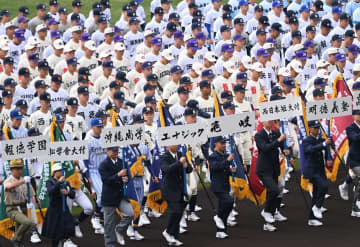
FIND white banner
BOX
[306,96,352,121]
[259,96,302,121]
[101,125,145,148]
[157,122,208,146]
[208,112,255,137]
[39,140,89,162]
[353,91,360,110]
[2,136,49,160]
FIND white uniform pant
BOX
[67,188,94,215]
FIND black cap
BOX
[340,13,349,20]
[146,73,158,82]
[78,67,91,76]
[286,10,296,18]
[49,0,58,6]
[54,107,68,114]
[95,109,109,117]
[116,71,129,81]
[177,86,190,94]
[114,91,125,101]
[332,34,342,41]
[306,25,316,33]
[255,5,264,12]
[223,4,232,12]
[310,13,320,20]
[234,84,246,92]
[193,9,202,17]
[256,28,267,35]
[122,4,131,11]
[314,0,324,11]
[180,76,192,84]
[4,57,14,65]
[28,128,41,136]
[78,86,89,95]
[15,99,27,107]
[71,13,80,22]
[78,74,89,83]
[154,7,164,15]
[313,88,325,97]
[213,136,226,143]
[109,80,120,88]
[0,97,3,106]
[167,22,177,32]
[259,16,270,26]
[2,89,12,97]
[234,18,244,25]
[308,120,321,128]
[4,78,17,87]
[355,23,360,31]
[192,22,202,30]
[223,101,236,109]
[220,25,231,33]
[292,30,302,38]
[321,19,332,28]
[345,30,356,38]
[187,99,199,109]
[142,106,154,114]
[19,6,29,15]
[38,60,49,69]
[199,80,210,88]
[184,107,196,116]
[143,83,155,91]
[132,114,145,123]
[39,92,51,101]
[67,97,79,106]
[271,85,283,95]
[144,95,156,104]
[18,67,30,76]
[220,90,233,99]
[72,0,83,7]
[36,3,46,10]
[169,12,180,20]
[52,74,62,83]
[35,80,48,88]
[289,16,299,24]
[59,7,68,14]
[271,23,284,33]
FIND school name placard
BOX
[39,141,89,162]
[101,125,145,148]
[259,96,302,121]
[306,97,352,121]
[2,136,49,160]
[353,91,360,110]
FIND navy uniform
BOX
[160,146,192,246]
[303,120,330,226]
[208,136,234,239]
[345,110,360,217]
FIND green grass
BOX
[3,0,183,25]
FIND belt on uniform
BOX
[6,203,26,207]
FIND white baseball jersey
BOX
[13,85,36,105]
[62,71,78,92]
[78,56,98,72]
[65,114,87,140]
[77,102,99,131]
[124,31,145,60]
[47,88,69,112]
[94,74,115,96]
[153,61,171,89]
[29,110,53,133]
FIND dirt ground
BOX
[1,167,358,247]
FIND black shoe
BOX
[11,239,23,247]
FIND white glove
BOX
[23,176,31,184]
[26,203,34,209]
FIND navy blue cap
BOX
[177,86,190,94]
[116,71,129,81]
[66,56,78,65]
[72,0,83,7]
[187,99,199,109]
[283,77,296,88]
[271,85,283,95]
[145,95,156,104]
[146,73,158,82]
[2,89,12,97]
[169,12,180,20]
[36,4,46,10]
[39,92,51,101]
[71,13,81,22]
[35,79,47,88]
[78,74,89,83]
[292,30,302,38]
[132,114,145,123]
[306,25,316,33]
[59,7,68,14]
[213,136,226,143]
[129,17,139,25]
[19,6,29,15]
[221,90,233,99]
[259,16,269,26]
[234,84,246,92]
[313,88,325,97]
[98,15,107,23]
[18,67,30,76]
[202,69,215,78]
[352,82,360,90]
[114,91,125,101]
[4,78,17,87]
[180,76,192,84]
[345,30,356,38]
[4,57,14,64]
[289,16,299,24]
[308,120,321,128]
[143,83,155,91]
[234,18,244,25]
[142,61,153,69]
[353,110,360,115]
[28,127,41,136]
[154,6,164,15]
[167,22,177,32]
[171,65,183,74]
[78,67,90,76]
[332,34,342,41]
[223,101,236,110]
[95,109,109,117]
[256,28,267,35]
[52,74,62,83]
[184,108,196,116]
[199,80,210,88]
[314,77,327,87]
[236,72,248,81]
[77,86,89,94]
[142,106,154,114]
[15,99,27,107]
[192,22,202,30]
[109,80,120,88]
[321,19,332,28]
[296,50,307,60]
[102,60,114,69]
[67,97,79,106]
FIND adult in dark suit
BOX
[208,136,236,239]
[255,119,288,232]
[346,110,360,217]
[160,144,192,246]
[303,120,331,227]
[99,147,134,247]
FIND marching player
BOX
[65,97,87,140]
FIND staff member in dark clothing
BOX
[255,119,288,232]
[99,147,134,247]
[345,110,360,218]
[160,144,192,246]
[41,163,76,247]
[208,136,236,239]
[303,120,332,227]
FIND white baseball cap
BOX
[316,59,330,68]
[144,29,155,37]
[204,51,217,63]
[192,62,203,75]
[241,56,252,70]
[36,24,48,33]
[328,47,340,55]
[293,44,304,52]
[27,36,39,47]
[51,163,62,174]
[354,64,360,72]
[4,22,16,29]
[223,61,236,74]
[135,53,146,63]
[264,42,275,50]
[64,43,75,53]
[84,40,96,51]
[0,40,9,51]
[25,42,36,51]
[71,25,83,33]
[115,42,125,51]
[184,33,193,42]
[99,49,112,58]
[104,27,115,35]
[53,39,65,50]
[316,69,329,79]
[252,62,264,72]
[289,60,303,73]
[0,35,9,43]
[278,67,290,76]
[162,49,174,61]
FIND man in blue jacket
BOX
[208,136,236,239]
[303,120,332,227]
[99,147,134,247]
[346,110,360,218]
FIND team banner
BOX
[259,96,302,121]
[101,125,145,148]
[207,112,255,137]
[353,91,360,110]
[39,141,89,162]
[157,122,208,146]
[1,136,49,160]
[306,97,352,121]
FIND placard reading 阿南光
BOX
[306,97,352,121]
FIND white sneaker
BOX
[261,210,275,223]
[139,212,151,226]
[179,227,187,234]
[274,211,287,222]
[325,193,331,199]
[338,184,349,200]
[202,164,207,173]
[148,210,162,218]
[162,230,175,245]
[228,215,236,222]
[213,215,225,229]
[131,230,144,240]
[227,220,237,227]
[173,238,183,246]
[94,227,104,235]
[74,225,83,238]
[144,204,149,214]
[288,166,294,173]
[308,219,323,226]
[64,239,78,247]
[280,203,285,208]
[312,206,323,219]
[180,215,187,228]
[195,205,202,212]
[320,207,328,213]
[127,225,135,237]
[231,209,238,216]
[351,210,360,217]
[188,212,200,222]
[263,223,277,232]
[115,232,125,246]
[30,231,42,243]
[282,188,289,194]
[215,232,229,239]
[91,217,101,230]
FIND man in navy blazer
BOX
[346,110,360,217]
[160,144,192,246]
[303,120,332,227]
[99,147,134,246]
